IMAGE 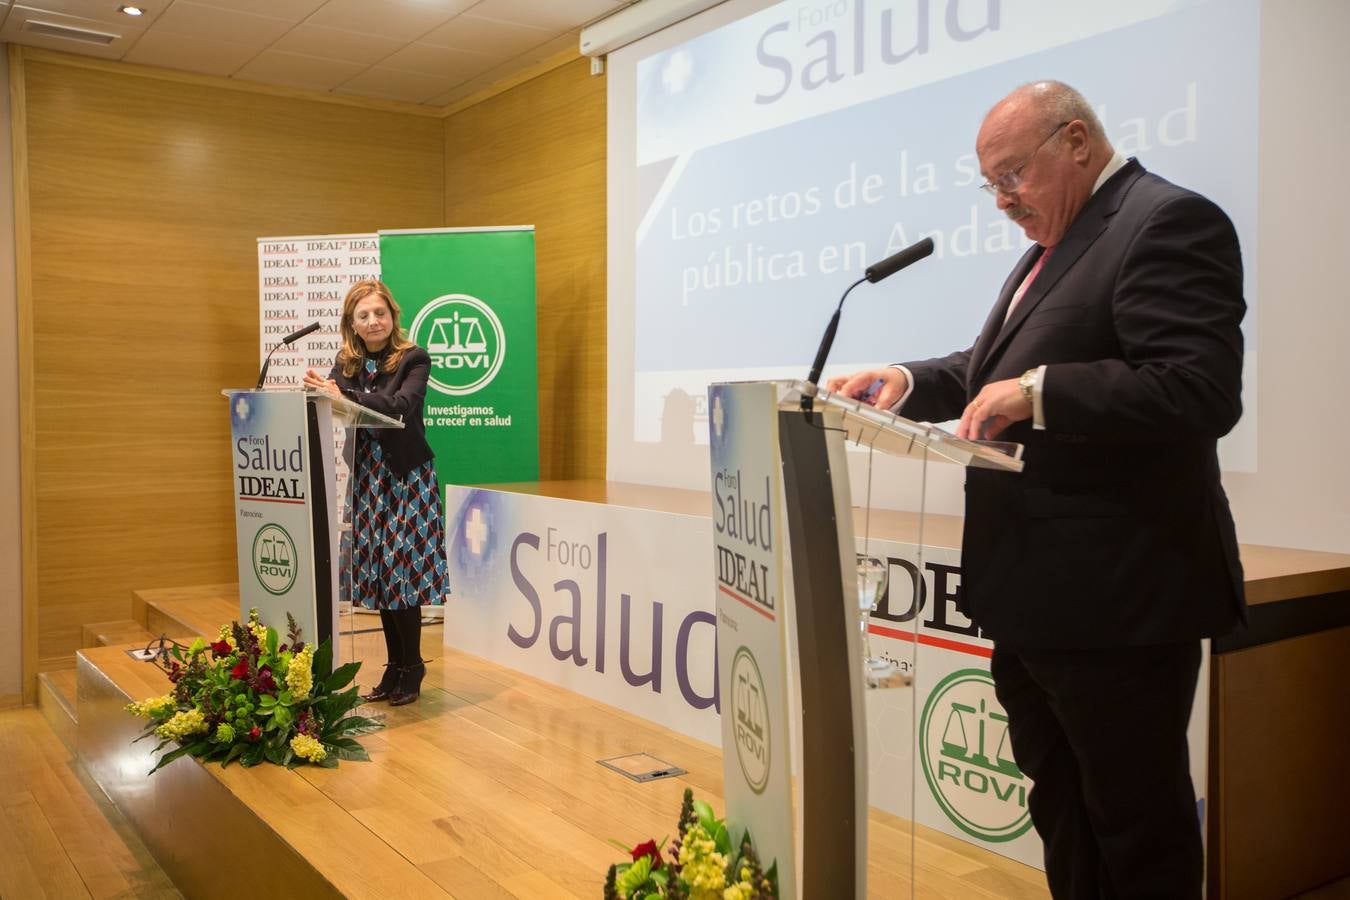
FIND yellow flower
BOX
[678,825,727,896]
[217,624,237,650]
[286,645,314,699]
[723,883,753,900]
[154,708,208,740]
[126,694,176,718]
[290,733,327,762]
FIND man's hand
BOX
[957,377,1031,440]
[825,368,909,409]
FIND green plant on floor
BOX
[125,609,380,773]
[605,787,777,900]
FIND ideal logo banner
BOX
[257,233,380,518]
[379,228,541,487]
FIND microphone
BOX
[255,321,322,390]
[864,236,935,283]
[802,237,936,413]
[282,321,322,343]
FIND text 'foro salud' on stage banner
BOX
[379,227,540,488]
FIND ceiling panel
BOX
[377,41,500,81]
[185,0,327,19]
[6,0,164,27]
[234,48,366,91]
[468,0,622,34]
[305,0,473,43]
[3,0,624,106]
[123,29,260,76]
[151,2,294,48]
[418,12,553,59]
[268,22,404,67]
[523,29,581,63]
[1,5,146,59]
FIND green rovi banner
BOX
[378,227,540,486]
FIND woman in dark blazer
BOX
[303,279,447,706]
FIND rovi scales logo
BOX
[252,523,297,596]
[919,668,1033,843]
[730,647,770,794]
[409,293,506,396]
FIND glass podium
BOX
[708,379,1022,899]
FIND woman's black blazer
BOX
[328,346,435,478]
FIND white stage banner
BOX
[445,487,721,745]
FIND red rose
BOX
[248,726,261,741]
[630,839,661,868]
[210,640,232,656]
[230,659,249,680]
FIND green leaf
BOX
[316,754,339,769]
[711,821,730,856]
[259,694,277,708]
[272,706,293,729]
[316,691,363,728]
[693,799,717,832]
[331,742,369,762]
[327,715,383,737]
[312,640,333,681]
[265,628,278,657]
[147,741,200,775]
[277,690,293,707]
[325,661,360,693]
[221,744,245,768]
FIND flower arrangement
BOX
[126,610,380,773]
[605,788,777,900]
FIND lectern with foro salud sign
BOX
[223,388,403,664]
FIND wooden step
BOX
[81,619,159,650]
[132,583,238,639]
[37,669,78,752]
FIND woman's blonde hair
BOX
[336,279,415,378]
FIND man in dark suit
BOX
[830,81,1246,897]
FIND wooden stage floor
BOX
[77,585,1050,899]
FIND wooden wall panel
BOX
[19,55,444,668]
[1212,626,1350,898]
[443,57,606,481]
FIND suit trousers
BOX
[991,641,1203,899]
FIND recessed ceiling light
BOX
[118,4,145,15]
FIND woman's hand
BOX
[303,368,341,399]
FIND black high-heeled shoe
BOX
[361,663,399,702]
[388,662,426,707]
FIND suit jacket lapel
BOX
[967,246,1040,386]
[970,159,1145,387]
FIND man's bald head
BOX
[975,82,1116,246]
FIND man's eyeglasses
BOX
[979,121,1070,196]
